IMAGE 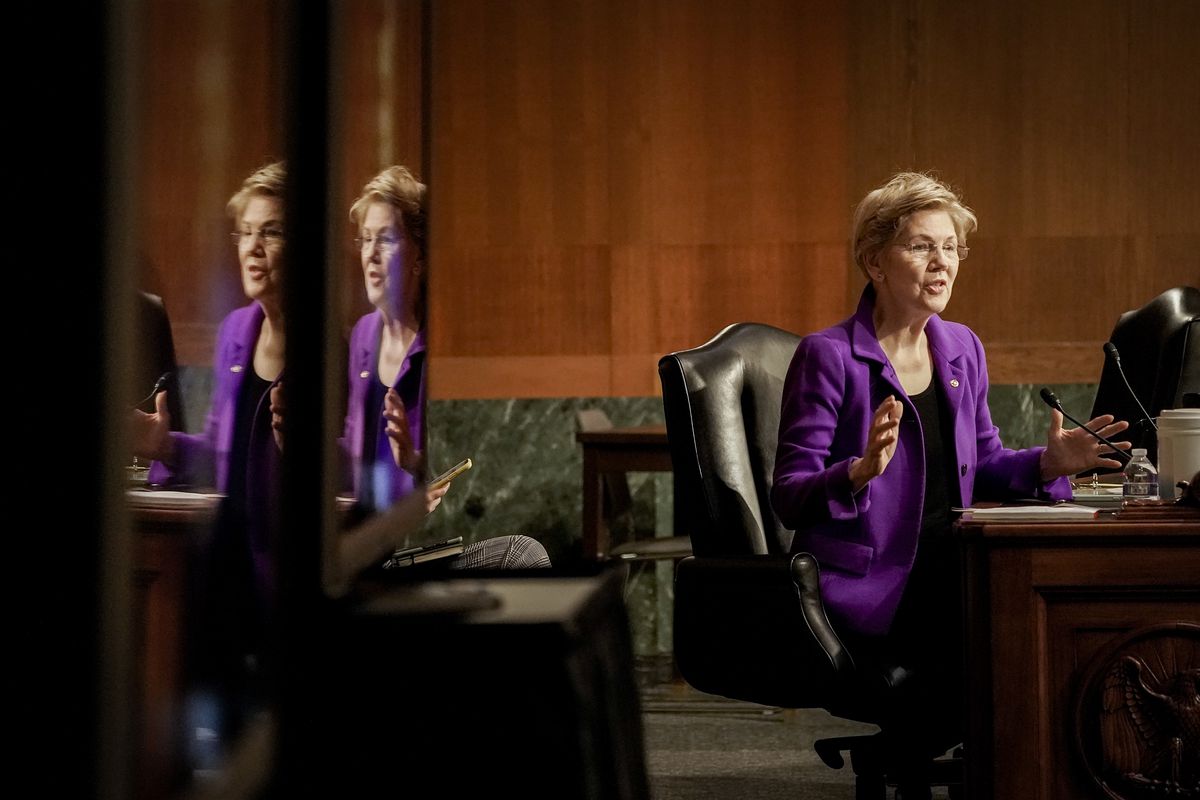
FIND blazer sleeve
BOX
[147,314,233,488]
[771,335,871,529]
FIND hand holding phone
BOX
[428,457,472,490]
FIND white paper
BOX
[126,489,224,508]
[962,503,1099,522]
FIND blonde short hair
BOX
[851,172,977,279]
[349,165,427,264]
[226,161,287,221]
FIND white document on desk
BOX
[126,489,224,508]
[961,503,1100,522]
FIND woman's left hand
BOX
[1040,409,1131,480]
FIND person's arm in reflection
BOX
[768,172,1127,787]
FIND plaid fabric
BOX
[448,535,552,570]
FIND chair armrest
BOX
[672,554,852,708]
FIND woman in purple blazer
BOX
[342,165,550,569]
[770,172,1128,794]
[132,161,288,767]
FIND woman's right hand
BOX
[424,481,450,514]
[131,390,174,464]
[848,395,903,492]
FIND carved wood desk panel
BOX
[957,512,1200,800]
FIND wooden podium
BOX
[957,506,1200,800]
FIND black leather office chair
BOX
[658,322,962,799]
[1089,286,1200,467]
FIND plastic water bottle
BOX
[1122,448,1159,500]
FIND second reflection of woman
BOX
[341,166,551,569]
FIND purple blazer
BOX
[340,310,426,506]
[771,287,1070,637]
[149,302,282,604]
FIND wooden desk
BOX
[958,509,1200,800]
[575,424,673,560]
[130,492,220,800]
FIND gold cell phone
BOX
[428,457,472,489]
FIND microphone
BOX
[135,372,172,408]
[1039,388,1131,466]
[1103,342,1157,431]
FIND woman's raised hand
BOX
[849,395,903,492]
[383,387,423,473]
[1039,408,1130,480]
[131,390,174,464]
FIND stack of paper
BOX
[126,489,224,508]
[962,503,1099,522]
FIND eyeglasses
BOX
[231,227,286,250]
[354,232,403,255]
[895,242,969,262]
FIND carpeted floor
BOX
[638,661,954,800]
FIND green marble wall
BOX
[422,383,1100,553]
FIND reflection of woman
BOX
[344,165,550,569]
[770,172,1128,796]
[132,161,288,763]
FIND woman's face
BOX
[236,194,286,305]
[359,201,421,318]
[872,208,961,321]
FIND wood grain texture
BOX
[428,0,852,398]
[137,1,1199,398]
[137,0,425,365]
[965,520,1200,799]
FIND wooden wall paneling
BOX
[948,236,1130,344]
[141,1,285,367]
[336,0,426,337]
[609,242,849,395]
[424,0,1196,398]
[428,0,613,399]
[428,245,613,398]
[846,0,1196,390]
[908,1,1025,239]
[1016,0,1129,239]
[1128,236,1200,303]
[847,0,917,201]
[1129,2,1200,237]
